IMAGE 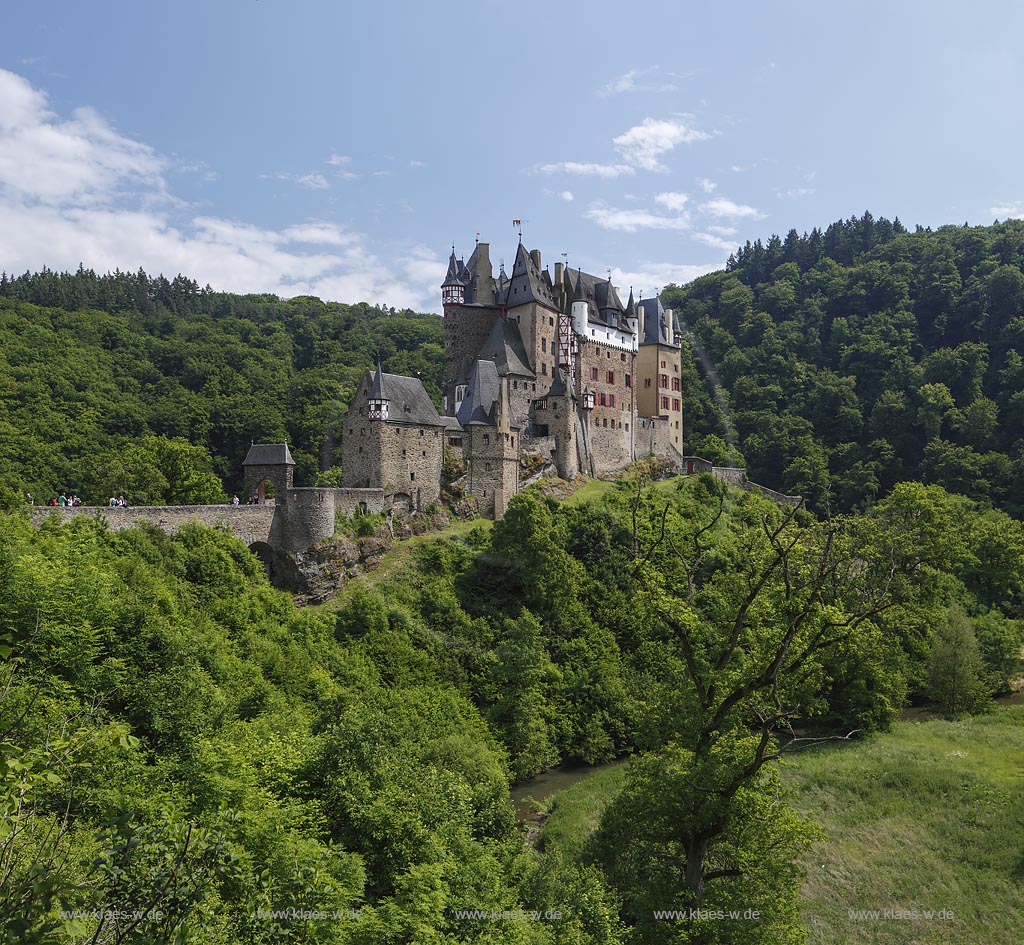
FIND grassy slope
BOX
[539,709,1024,945]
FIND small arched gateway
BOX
[242,443,295,504]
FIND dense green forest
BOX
[0,268,444,506]
[4,471,1022,942]
[667,215,1024,515]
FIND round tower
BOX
[571,270,588,336]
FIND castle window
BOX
[590,366,598,380]
[513,380,518,389]
[599,392,607,406]
[625,423,630,431]
[361,428,366,436]
[532,383,536,391]
[662,396,670,410]
[542,363,548,375]
[591,329,595,336]
[674,362,679,372]
[644,378,652,388]
[411,472,416,480]
[660,374,668,388]
[421,450,427,457]
[676,420,680,429]
[661,360,666,368]
[549,317,554,326]
[672,377,681,391]
[621,352,626,361]
[359,446,364,453]
[602,418,608,427]
[541,338,547,352]
[483,434,490,446]
[485,463,492,471]
[420,429,424,436]
[607,370,615,383]
[511,436,515,446]
[625,373,632,388]
[402,450,407,457]
[673,398,680,411]
[609,393,616,407]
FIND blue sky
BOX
[2,0,1023,312]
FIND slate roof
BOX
[442,415,464,433]
[567,267,632,332]
[478,316,535,377]
[243,443,295,466]
[546,366,573,399]
[504,243,557,310]
[365,369,444,426]
[456,360,502,426]
[638,297,680,348]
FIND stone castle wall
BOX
[30,504,277,547]
[442,303,500,409]
[341,374,444,511]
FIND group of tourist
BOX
[38,491,83,507]
[24,492,129,508]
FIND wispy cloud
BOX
[777,187,814,199]
[699,177,717,194]
[612,261,722,295]
[692,231,740,252]
[991,201,1024,219]
[597,66,684,97]
[655,191,690,212]
[0,69,444,311]
[559,190,574,202]
[296,173,329,190]
[531,115,710,180]
[585,201,691,233]
[613,116,710,172]
[532,161,635,178]
[699,197,764,220]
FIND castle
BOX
[342,240,685,518]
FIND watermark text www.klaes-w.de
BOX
[451,909,562,921]
[654,908,761,921]
[848,907,956,922]
[59,909,165,922]
[252,908,363,922]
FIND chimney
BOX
[665,308,674,342]
[529,248,542,271]
[638,302,646,344]
[554,261,563,285]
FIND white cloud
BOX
[655,191,690,212]
[532,161,635,178]
[597,67,680,97]
[0,69,166,206]
[585,201,691,233]
[409,159,426,168]
[296,173,329,190]
[560,190,574,202]
[991,201,1024,219]
[699,197,764,220]
[692,231,739,252]
[699,177,717,194]
[778,187,814,199]
[707,225,737,236]
[611,261,722,295]
[327,152,351,167]
[0,69,444,311]
[612,116,710,172]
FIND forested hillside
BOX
[0,269,444,506]
[5,474,1022,942]
[667,215,1024,515]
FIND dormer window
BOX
[368,397,389,421]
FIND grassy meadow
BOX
[539,708,1024,945]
